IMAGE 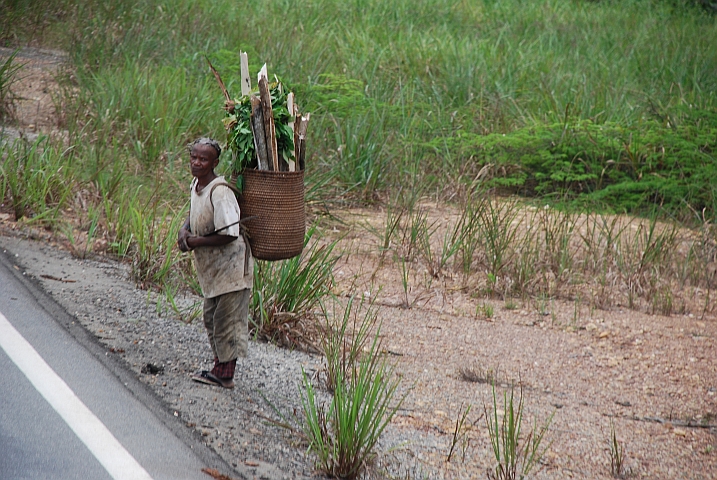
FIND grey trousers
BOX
[203,289,250,363]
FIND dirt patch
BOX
[0,46,67,142]
[327,207,717,478]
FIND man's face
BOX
[190,144,218,179]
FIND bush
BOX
[251,224,340,349]
[425,107,717,223]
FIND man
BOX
[177,137,253,389]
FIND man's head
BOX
[191,137,222,158]
[189,137,221,180]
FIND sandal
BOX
[191,370,235,389]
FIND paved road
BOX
[0,251,234,480]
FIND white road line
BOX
[0,312,153,480]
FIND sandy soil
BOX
[1,47,716,480]
[0,46,67,143]
[322,207,717,479]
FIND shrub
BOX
[425,109,717,223]
[300,297,405,479]
[251,224,340,349]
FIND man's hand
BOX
[178,226,193,252]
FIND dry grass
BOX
[350,197,717,319]
[458,363,500,385]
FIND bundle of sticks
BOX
[209,52,309,173]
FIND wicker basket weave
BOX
[237,169,305,261]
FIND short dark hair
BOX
[191,137,222,158]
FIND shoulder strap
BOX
[208,181,241,209]
[206,181,252,274]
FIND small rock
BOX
[140,362,164,375]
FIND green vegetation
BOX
[485,384,553,480]
[2,0,716,219]
[0,136,72,223]
[0,0,714,330]
[447,403,472,463]
[2,0,715,474]
[300,297,405,479]
[224,79,295,173]
[250,224,339,347]
[425,111,717,222]
[609,419,629,478]
[0,49,23,122]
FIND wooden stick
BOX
[287,92,296,172]
[240,52,251,96]
[258,63,268,82]
[258,73,278,171]
[206,57,231,103]
[293,114,302,171]
[250,95,269,170]
[297,113,310,171]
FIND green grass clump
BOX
[0,49,24,122]
[0,136,74,223]
[485,384,553,480]
[318,295,379,393]
[301,297,405,479]
[251,224,340,348]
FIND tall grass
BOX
[373,192,715,315]
[251,225,340,348]
[477,199,521,293]
[126,202,187,289]
[5,0,716,196]
[0,136,74,224]
[317,295,379,393]
[71,61,216,168]
[0,49,24,121]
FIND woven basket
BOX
[236,169,305,261]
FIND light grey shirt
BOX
[190,176,253,298]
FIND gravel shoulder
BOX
[0,228,322,480]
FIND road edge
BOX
[0,239,245,480]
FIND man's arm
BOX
[178,213,238,251]
[186,232,237,250]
